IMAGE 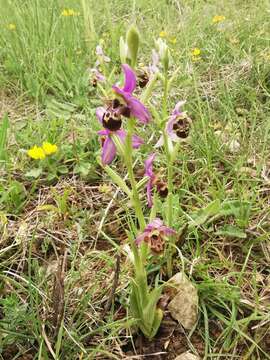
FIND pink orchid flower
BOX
[96,107,143,165]
[156,101,192,147]
[135,218,176,254]
[112,64,151,124]
[144,153,168,207]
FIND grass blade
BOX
[0,113,9,162]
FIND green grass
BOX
[1,0,270,359]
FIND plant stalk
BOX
[125,118,146,231]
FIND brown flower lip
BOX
[152,176,169,198]
[156,181,168,198]
[172,116,192,139]
[112,98,131,117]
[119,106,131,118]
[137,70,149,88]
[173,115,192,139]
[145,231,165,255]
[135,218,176,254]
[112,98,121,109]
[102,110,122,131]
[101,99,131,131]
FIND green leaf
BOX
[104,166,131,197]
[149,308,163,339]
[130,281,143,320]
[0,181,26,213]
[216,225,247,239]
[190,199,221,226]
[45,98,76,119]
[74,162,91,177]
[220,200,251,227]
[37,205,59,213]
[25,168,42,179]
[57,165,69,175]
[0,114,9,162]
[219,200,250,218]
[142,286,163,336]
[47,173,57,182]
[136,176,149,191]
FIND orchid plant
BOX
[93,25,192,338]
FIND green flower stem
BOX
[161,129,173,226]
[111,129,149,303]
[134,257,149,304]
[162,72,169,117]
[112,127,147,262]
[161,69,175,277]
[167,161,173,226]
[125,118,146,232]
[97,83,108,98]
[125,120,148,298]
[128,232,147,295]
[166,161,174,277]
[161,70,173,226]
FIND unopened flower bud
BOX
[119,36,129,64]
[155,38,170,72]
[126,24,140,68]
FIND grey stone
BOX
[174,352,200,360]
[167,272,198,329]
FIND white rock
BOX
[166,272,186,297]
[174,352,200,360]
[228,139,240,153]
[167,272,198,329]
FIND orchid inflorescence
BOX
[93,25,192,339]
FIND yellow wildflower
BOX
[27,146,46,160]
[98,184,112,193]
[159,31,167,38]
[7,23,16,30]
[42,142,58,155]
[192,48,201,56]
[61,9,69,16]
[61,8,79,17]
[212,15,226,24]
[169,37,177,44]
